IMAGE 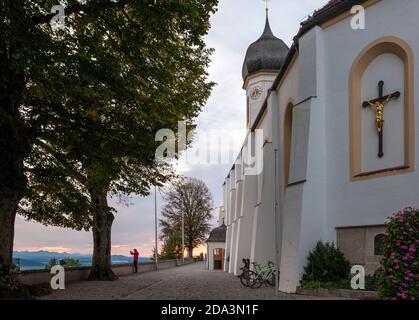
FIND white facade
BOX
[223,0,419,293]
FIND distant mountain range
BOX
[12,251,152,271]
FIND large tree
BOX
[160,177,213,259]
[0,0,218,277]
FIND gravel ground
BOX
[41,262,348,300]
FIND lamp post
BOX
[181,210,185,264]
[274,148,280,295]
[154,185,159,270]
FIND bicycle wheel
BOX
[248,272,263,289]
[239,271,251,287]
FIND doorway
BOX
[213,248,225,270]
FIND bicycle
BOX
[238,259,259,288]
[250,261,277,288]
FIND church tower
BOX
[242,10,289,129]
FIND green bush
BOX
[301,241,351,284]
[379,207,418,300]
[0,275,51,300]
[365,268,382,292]
[45,257,82,270]
[0,275,31,299]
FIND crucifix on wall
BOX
[362,80,400,158]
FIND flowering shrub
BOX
[379,207,418,300]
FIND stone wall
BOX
[12,259,187,285]
[336,225,386,274]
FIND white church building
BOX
[222,0,419,293]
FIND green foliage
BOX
[301,241,351,284]
[378,207,418,300]
[45,257,82,270]
[365,269,382,292]
[0,274,51,299]
[1,1,218,273]
[159,230,182,260]
[0,275,30,299]
[301,273,380,291]
[16,0,218,231]
[300,279,350,290]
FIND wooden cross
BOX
[362,80,400,158]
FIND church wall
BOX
[231,161,244,275]
[296,27,329,283]
[228,168,237,273]
[257,105,273,144]
[276,58,299,116]
[272,51,302,293]
[223,176,232,272]
[321,0,419,242]
[249,142,277,267]
[274,27,330,291]
[298,29,317,99]
[232,148,256,274]
[235,172,257,273]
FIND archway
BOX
[349,36,415,180]
[374,233,387,256]
[213,248,225,270]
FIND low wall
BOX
[13,259,187,286]
[296,287,380,300]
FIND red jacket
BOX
[130,251,139,262]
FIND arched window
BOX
[374,234,387,256]
[284,102,294,186]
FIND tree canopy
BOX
[160,177,213,258]
[0,0,218,277]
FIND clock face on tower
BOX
[250,85,263,101]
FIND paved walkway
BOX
[41,262,346,300]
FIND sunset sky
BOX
[14,0,329,257]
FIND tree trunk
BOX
[0,3,34,276]
[87,189,117,281]
[0,99,29,275]
[0,197,19,275]
[188,246,193,259]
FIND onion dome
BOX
[242,12,289,81]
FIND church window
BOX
[374,234,387,256]
[247,96,250,124]
[284,102,294,186]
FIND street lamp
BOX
[181,210,185,264]
[154,185,159,270]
